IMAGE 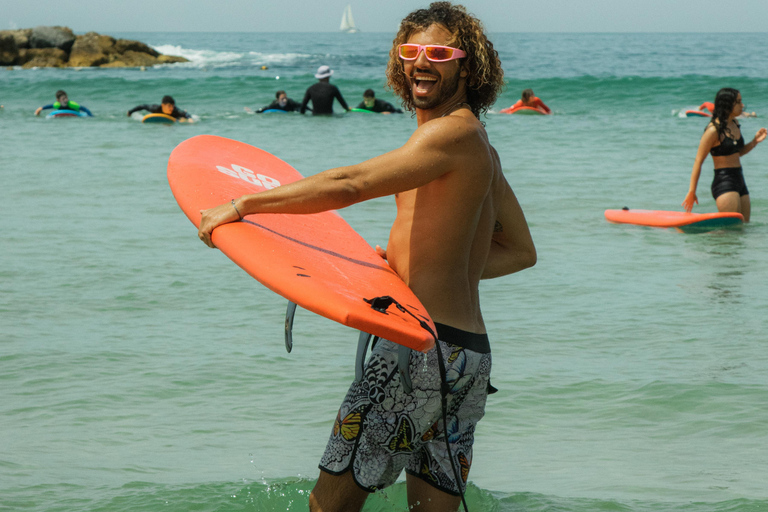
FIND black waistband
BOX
[435,322,491,354]
[714,166,743,174]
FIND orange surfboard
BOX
[499,105,549,115]
[167,135,436,352]
[605,208,743,232]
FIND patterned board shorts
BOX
[319,335,492,495]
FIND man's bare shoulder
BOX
[409,112,491,160]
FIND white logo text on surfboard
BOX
[216,164,281,189]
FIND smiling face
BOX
[402,24,467,113]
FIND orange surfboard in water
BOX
[167,135,436,353]
[605,208,743,232]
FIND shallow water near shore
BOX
[2,32,768,511]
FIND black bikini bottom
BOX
[711,167,749,199]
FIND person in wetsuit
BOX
[683,88,766,222]
[356,89,403,114]
[34,90,93,116]
[507,88,551,114]
[254,90,302,113]
[127,95,193,122]
[300,65,350,115]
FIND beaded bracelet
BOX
[231,199,242,220]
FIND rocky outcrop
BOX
[67,32,116,67]
[3,29,32,49]
[29,26,76,52]
[0,26,187,68]
[100,51,160,68]
[114,39,159,57]
[0,34,18,65]
[18,48,69,68]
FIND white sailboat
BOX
[340,5,359,33]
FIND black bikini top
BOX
[710,123,744,157]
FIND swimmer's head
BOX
[363,89,375,108]
[55,90,68,103]
[161,95,175,115]
[276,90,288,107]
[315,65,333,80]
[521,88,534,102]
[386,1,504,117]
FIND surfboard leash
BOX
[363,295,437,342]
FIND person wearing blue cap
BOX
[300,65,350,115]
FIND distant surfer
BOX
[198,3,536,511]
[34,90,93,116]
[300,65,351,115]
[127,95,194,122]
[248,90,302,113]
[683,88,766,222]
[356,89,403,114]
[506,88,551,114]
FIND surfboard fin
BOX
[398,344,413,393]
[354,329,413,392]
[355,331,373,383]
[285,301,297,353]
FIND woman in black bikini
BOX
[683,88,766,222]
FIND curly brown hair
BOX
[385,2,504,117]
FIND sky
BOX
[3,0,768,33]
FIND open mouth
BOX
[413,74,438,95]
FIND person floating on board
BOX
[698,101,715,114]
[198,3,536,511]
[34,90,93,116]
[356,89,403,114]
[300,65,351,115]
[507,88,551,114]
[683,88,766,223]
[127,96,194,122]
[251,90,302,113]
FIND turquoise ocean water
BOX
[2,32,768,511]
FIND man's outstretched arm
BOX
[198,115,474,248]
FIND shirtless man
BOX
[198,3,536,511]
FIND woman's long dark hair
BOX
[711,87,740,139]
